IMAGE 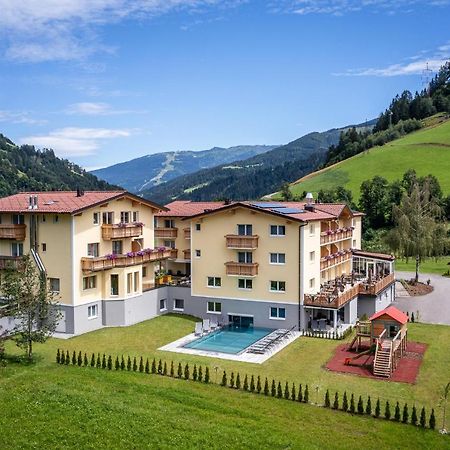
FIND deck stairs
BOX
[373,340,392,377]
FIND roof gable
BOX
[369,306,408,325]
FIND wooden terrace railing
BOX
[101,223,143,240]
[225,235,259,250]
[225,262,259,277]
[0,224,26,241]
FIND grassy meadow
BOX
[1,315,450,449]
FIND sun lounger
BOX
[194,322,203,336]
[210,317,218,330]
[203,319,211,334]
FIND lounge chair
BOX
[210,317,218,330]
[194,322,203,336]
[203,319,211,334]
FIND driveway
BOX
[393,271,450,325]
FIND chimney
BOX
[304,192,315,212]
[224,199,231,205]
[28,195,33,210]
[32,195,38,210]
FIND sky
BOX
[0,1,449,171]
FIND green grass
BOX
[396,257,450,275]
[1,316,450,448]
[287,118,450,201]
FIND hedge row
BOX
[56,349,436,431]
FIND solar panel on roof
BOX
[276,208,304,214]
[251,202,284,208]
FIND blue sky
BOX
[0,1,449,170]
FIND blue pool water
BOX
[184,326,273,354]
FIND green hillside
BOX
[287,117,450,201]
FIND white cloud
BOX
[0,0,241,63]
[0,110,47,125]
[65,102,146,115]
[20,127,134,157]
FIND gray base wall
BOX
[357,284,395,319]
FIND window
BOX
[133,271,139,293]
[164,240,175,249]
[160,299,167,311]
[309,278,315,289]
[102,212,114,224]
[132,211,139,222]
[207,301,222,313]
[142,266,147,278]
[270,307,286,320]
[207,277,221,288]
[49,278,60,293]
[195,223,201,231]
[174,298,184,311]
[11,243,23,257]
[112,240,123,255]
[127,273,132,294]
[238,251,253,263]
[93,212,100,225]
[353,240,357,248]
[83,276,96,290]
[309,223,315,235]
[270,253,285,264]
[195,249,201,258]
[164,219,175,228]
[12,214,24,225]
[42,243,47,252]
[238,278,252,290]
[270,225,285,236]
[53,215,59,223]
[270,281,286,292]
[110,274,119,296]
[120,211,130,223]
[87,243,99,257]
[88,305,98,319]
[309,251,315,262]
[237,224,252,236]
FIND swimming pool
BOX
[184,325,273,354]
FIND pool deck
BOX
[159,330,301,364]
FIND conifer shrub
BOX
[170,361,174,377]
[127,356,131,371]
[349,394,355,414]
[84,353,89,367]
[158,359,163,375]
[177,362,182,378]
[375,399,381,418]
[72,351,77,365]
[384,401,391,420]
[366,396,372,415]
[394,402,401,421]
[197,366,202,382]
[298,384,303,402]
[139,357,144,373]
[357,396,364,414]
[163,361,168,376]
[284,382,290,400]
[291,383,296,401]
[184,363,190,380]
[402,403,409,424]
[411,405,418,425]
[304,385,309,403]
[263,378,269,396]
[133,357,137,372]
[91,353,95,368]
[77,351,82,367]
[221,370,227,386]
[60,350,65,364]
[419,407,426,428]
[102,354,107,369]
[56,349,60,364]
[250,375,256,393]
[257,376,262,394]
[229,372,235,388]
[152,358,156,374]
[65,350,70,365]
[145,358,150,374]
[193,365,198,382]
[96,353,101,368]
[120,356,125,370]
[277,381,283,399]
[236,373,241,389]
[342,392,348,412]
[429,409,436,430]
[271,379,276,397]
[107,355,112,370]
[333,392,339,410]
[324,389,330,408]
[204,367,210,383]
[243,375,249,391]
[115,356,120,371]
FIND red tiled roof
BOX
[353,250,395,262]
[156,200,226,217]
[0,191,166,214]
[369,306,408,325]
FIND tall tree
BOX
[359,176,390,229]
[0,255,60,360]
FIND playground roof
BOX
[369,306,408,325]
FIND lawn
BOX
[395,257,450,276]
[1,315,450,448]
[286,118,450,201]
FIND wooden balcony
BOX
[101,223,143,240]
[320,228,353,245]
[169,249,178,259]
[225,235,259,250]
[154,227,178,239]
[225,261,259,277]
[0,224,26,241]
[358,273,395,296]
[320,251,352,270]
[184,228,191,240]
[0,255,23,270]
[183,249,191,260]
[81,248,172,272]
[304,284,359,309]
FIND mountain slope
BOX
[0,133,118,197]
[287,116,450,201]
[141,120,375,204]
[91,145,277,193]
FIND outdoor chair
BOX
[194,322,203,336]
[203,319,211,334]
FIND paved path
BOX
[393,271,450,325]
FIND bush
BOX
[91,353,95,368]
[127,356,131,371]
[65,351,70,365]
[277,382,283,399]
[107,355,112,370]
[77,351,82,367]
[291,383,296,401]
[102,354,107,369]
[411,406,418,425]
[96,353,101,369]
[429,408,436,430]
[163,362,167,376]
[349,394,355,414]
[145,358,150,374]
[236,373,241,389]
[263,377,269,396]
[271,380,276,397]
[72,351,77,365]
[197,365,202,382]
[221,370,227,387]
[394,402,401,421]
[170,361,174,377]
[133,357,137,372]
[184,363,190,380]
[366,396,372,415]
[304,385,309,403]
[115,356,120,371]
[384,401,391,420]
[284,382,290,400]
[152,358,156,374]
[357,396,364,414]
[243,375,249,391]
[120,356,125,370]
[375,399,381,418]
[177,362,182,378]
[419,407,426,428]
[402,403,409,424]
[297,384,303,402]
[60,350,65,365]
[324,389,330,408]
[158,359,163,375]
[193,364,198,382]
[257,376,262,394]
[139,357,144,373]
[342,392,348,412]
[229,372,235,388]
[56,349,60,364]
[204,367,210,383]
[333,392,339,410]
[250,376,256,393]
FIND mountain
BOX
[140,120,375,204]
[286,115,450,201]
[91,145,277,193]
[0,133,118,197]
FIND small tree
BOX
[158,359,163,375]
[284,382,289,400]
[91,353,95,368]
[366,396,372,415]
[107,355,112,370]
[115,356,120,371]
[163,361,167,376]
[221,370,227,386]
[257,376,262,394]
[170,361,174,377]
[291,383,296,401]
[394,402,401,421]
[271,379,276,397]
[298,384,303,402]
[357,396,364,414]
[102,354,107,369]
[243,375,249,391]
[204,367,210,383]
[324,390,330,408]
[263,378,269,396]
[96,353,101,368]
[184,363,190,380]
[229,372,235,388]
[72,350,77,365]
[304,385,309,403]
[177,362,182,378]
[197,365,202,382]
[127,356,131,371]
[56,348,61,364]
[411,405,418,425]
[151,358,157,374]
[419,407,426,428]
[429,408,436,430]
[60,350,66,364]
[385,401,391,420]
[402,403,409,424]
[333,392,339,410]
[277,382,283,399]
[236,373,241,389]
[0,255,60,360]
[139,357,144,373]
[132,357,137,372]
[342,392,348,412]
[375,399,381,418]
[145,358,150,374]
[78,351,83,367]
[250,376,256,393]
[120,355,125,370]
[193,364,198,382]
[349,394,355,414]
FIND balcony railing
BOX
[184,228,191,240]
[225,235,259,250]
[169,249,178,259]
[320,228,354,245]
[155,227,178,239]
[358,273,395,296]
[320,250,352,270]
[0,224,26,241]
[81,248,171,272]
[183,249,191,260]
[304,284,359,309]
[225,261,259,276]
[0,255,23,270]
[101,223,143,240]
